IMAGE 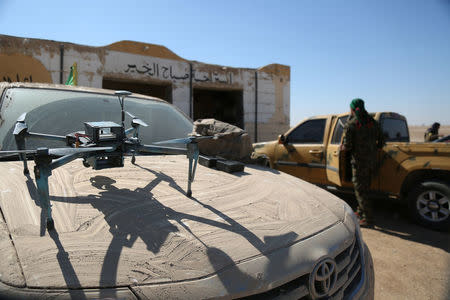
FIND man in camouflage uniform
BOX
[424,122,441,142]
[340,99,385,227]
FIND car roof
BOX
[0,82,167,104]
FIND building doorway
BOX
[102,79,172,103]
[193,89,243,129]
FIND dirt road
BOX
[343,195,450,300]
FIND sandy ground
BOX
[409,125,450,142]
[341,194,450,300]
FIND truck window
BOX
[330,116,348,144]
[287,119,326,144]
[380,117,409,142]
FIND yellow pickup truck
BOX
[253,112,450,230]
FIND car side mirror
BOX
[278,134,287,144]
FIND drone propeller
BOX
[126,111,148,127]
[13,113,29,136]
[17,112,27,123]
[13,122,28,135]
[153,135,215,145]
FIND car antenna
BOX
[115,90,132,129]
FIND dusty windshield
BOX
[0,87,193,152]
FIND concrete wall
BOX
[0,35,290,142]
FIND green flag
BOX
[65,62,78,86]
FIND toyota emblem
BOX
[309,257,338,298]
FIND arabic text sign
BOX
[124,63,233,84]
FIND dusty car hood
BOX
[0,156,342,290]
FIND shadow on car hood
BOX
[0,156,341,290]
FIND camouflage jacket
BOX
[343,115,385,165]
[424,128,439,142]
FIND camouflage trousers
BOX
[351,162,374,223]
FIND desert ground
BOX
[345,125,450,300]
[341,195,450,300]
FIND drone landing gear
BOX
[186,143,199,198]
[23,166,30,175]
[34,155,55,231]
[15,135,29,175]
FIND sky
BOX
[1,0,449,126]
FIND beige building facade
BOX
[0,34,290,142]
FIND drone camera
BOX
[85,153,124,170]
[84,122,123,143]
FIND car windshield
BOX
[0,87,193,154]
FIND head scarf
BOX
[350,98,372,128]
[432,122,440,130]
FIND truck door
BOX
[274,117,331,185]
[326,115,353,187]
[375,113,410,192]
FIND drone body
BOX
[73,121,126,170]
[1,91,210,231]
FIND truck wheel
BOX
[408,181,450,231]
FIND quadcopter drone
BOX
[0,91,213,231]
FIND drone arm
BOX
[186,143,199,197]
[124,127,135,136]
[13,132,66,175]
[49,152,84,170]
[27,132,66,142]
[49,147,116,170]
[138,144,187,155]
